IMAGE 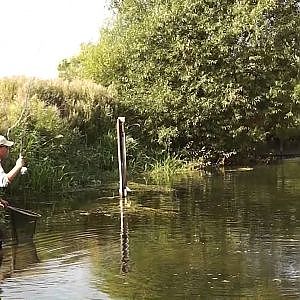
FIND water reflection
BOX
[12,242,39,271]
[0,242,39,281]
[1,160,300,298]
[120,198,130,274]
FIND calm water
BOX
[1,159,300,299]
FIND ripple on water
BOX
[0,224,119,300]
[3,159,300,298]
[1,257,110,300]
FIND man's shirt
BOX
[0,162,9,187]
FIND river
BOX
[1,158,300,299]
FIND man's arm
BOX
[6,156,25,183]
[0,199,8,208]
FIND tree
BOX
[59,0,300,162]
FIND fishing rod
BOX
[6,82,31,175]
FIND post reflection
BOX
[120,198,130,274]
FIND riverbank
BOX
[1,77,300,195]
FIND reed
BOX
[147,155,187,183]
[0,77,117,193]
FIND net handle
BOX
[7,205,41,218]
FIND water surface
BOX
[1,159,300,299]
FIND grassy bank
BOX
[1,76,296,196]
[0,77,118,194]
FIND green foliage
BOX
[59,0,300,162]
[148,154,187,183]
[0,77,118,193]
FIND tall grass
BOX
[0,77,202,194]
[0,77,118,194]
[147,155,188,184]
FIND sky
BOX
[0,0,112,79]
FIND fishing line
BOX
[7,82,30,144]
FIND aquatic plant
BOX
[147,155,188,184]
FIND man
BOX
[0,135,25,207]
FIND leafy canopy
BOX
[59,0,300,161]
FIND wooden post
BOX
[117,117,127,198]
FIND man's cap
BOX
[0,135,14,147]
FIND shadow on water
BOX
[2,159,300,298]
